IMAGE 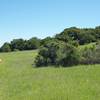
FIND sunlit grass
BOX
[0,50,100,100]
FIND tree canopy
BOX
[0,26,100,52]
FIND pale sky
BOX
[0,0,100,46]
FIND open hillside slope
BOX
[0,50,100,100]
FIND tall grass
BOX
[0,50,100,100]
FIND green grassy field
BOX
[0,50,100,100]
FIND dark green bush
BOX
[1,42,11,52]
[35,41,59,67]
[57,44,80,66]
[35,40,80,67]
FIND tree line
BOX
[0,26,100,67]
[0,37,41,52]
[0,26,100,52]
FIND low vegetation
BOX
[80,43,100,64]
[0,50,100,100]
[35,40,80,67]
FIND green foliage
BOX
[63,27,80,40]
[78,30,96,45]
[1,26,100,52]
[55,32,71,42]
[55,26,100,45]
[35,40,100,67]
[40,37,53,46]
[80,43,100,64]
[1,42,11,52]
[35,40,80,67]
[35,41,59,66]
[25,37,41,50]
[11,39,25,51]
[95,26,100,39]
[57,44,80,66]
[0,37,41,52]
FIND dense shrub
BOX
[57,44,80,66]
[80,43,100,64]
[35,41,59,67]
[35,40,80,67]
[77,30,96,45]
[1,42,11,52]
[35,40,100,67]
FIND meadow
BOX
[0,50,100,100]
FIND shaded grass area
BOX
[0,50,100,100]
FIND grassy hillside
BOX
[0,50,100,100]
